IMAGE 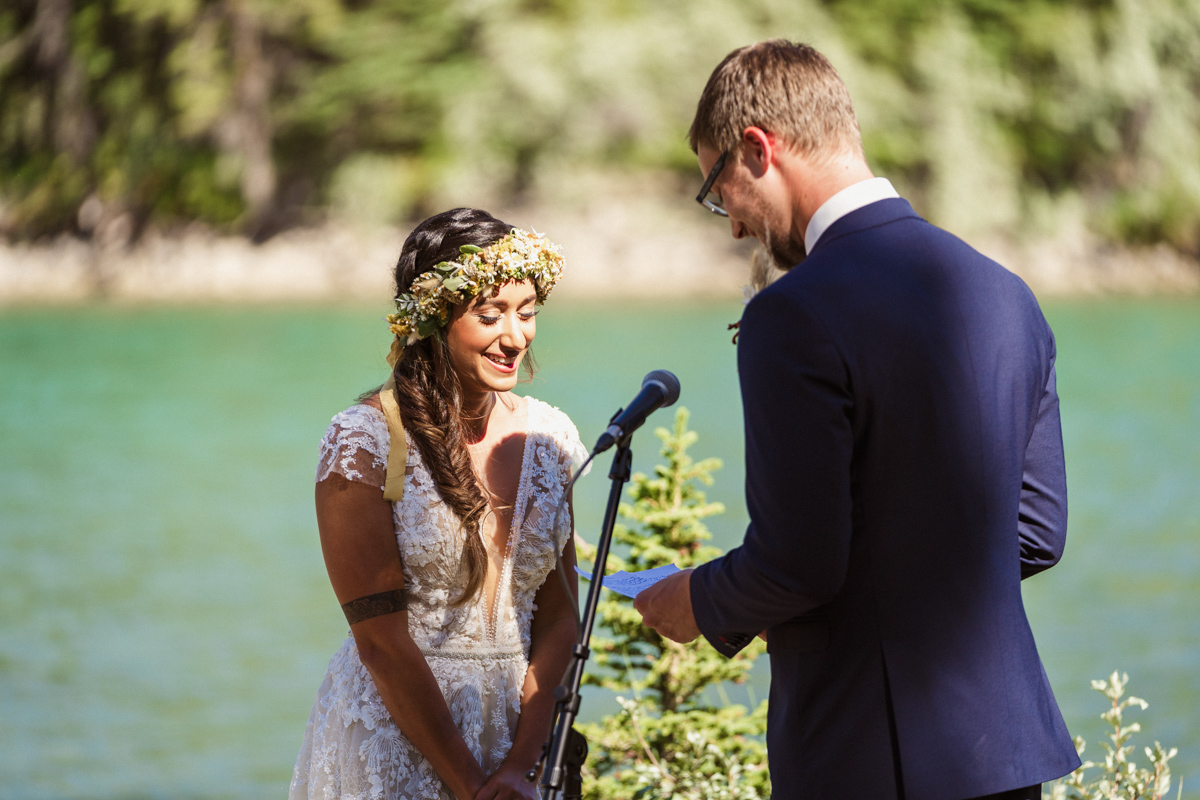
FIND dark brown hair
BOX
[382,207,519,606]
[689,39,863,161]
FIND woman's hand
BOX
[474,762,539,800]
[497,530,578,787]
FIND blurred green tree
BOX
[575,408,770,800]
[0,0,348,239]
[2,0,1198,255]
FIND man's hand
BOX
[633,568,700,643]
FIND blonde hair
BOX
[689,40,863,162]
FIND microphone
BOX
[593,370,681,454]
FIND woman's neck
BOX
[460,390,498,443]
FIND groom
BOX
[634,40,1081,800]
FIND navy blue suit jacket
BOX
[691,199,1080,800]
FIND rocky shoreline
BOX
[2,200,1197,304]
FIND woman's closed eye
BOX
[476,308,538,325]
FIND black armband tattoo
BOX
[341,589,408,625]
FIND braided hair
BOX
[373,207,529,606]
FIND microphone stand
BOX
[535,435,634,800]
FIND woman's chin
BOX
[475,369,520,394]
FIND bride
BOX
[290,208,587,800]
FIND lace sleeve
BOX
[561,415,591,481]
[537,401,591,480]
[554,412,591,548]
[524,401,592,552]
[315,405,390,490]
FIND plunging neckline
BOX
[482,397,538,643]
[363,397,540,643]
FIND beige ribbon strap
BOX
[380,337,408,502]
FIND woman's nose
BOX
[499,314,527,350]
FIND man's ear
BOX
[740,126,776,178]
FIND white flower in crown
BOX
[386,228,564,345]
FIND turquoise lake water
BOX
[1,298,1197,798]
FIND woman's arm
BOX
[476,500,580,800]
[317,475,488,800]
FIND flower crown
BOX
[386,227,565,344]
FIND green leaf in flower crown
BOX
[442,277,464,291]
[436,262,456,273]
[459,244,484,254]
[416,317,441,338]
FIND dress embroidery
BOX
[291,398,588,800]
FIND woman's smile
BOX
[484,351,518,371]
[446,278,538,399]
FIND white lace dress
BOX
[290,397,588,800]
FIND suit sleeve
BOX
[691,288,854,656]
[1018,332,1068,579]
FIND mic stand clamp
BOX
[535,436,634,800]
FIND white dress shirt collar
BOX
[803,177,900,254]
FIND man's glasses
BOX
[695,150,729,217]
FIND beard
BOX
[743,243,784,302]
[760,219,807,271]
[749,188,806,271]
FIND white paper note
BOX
[575,563,682,598]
